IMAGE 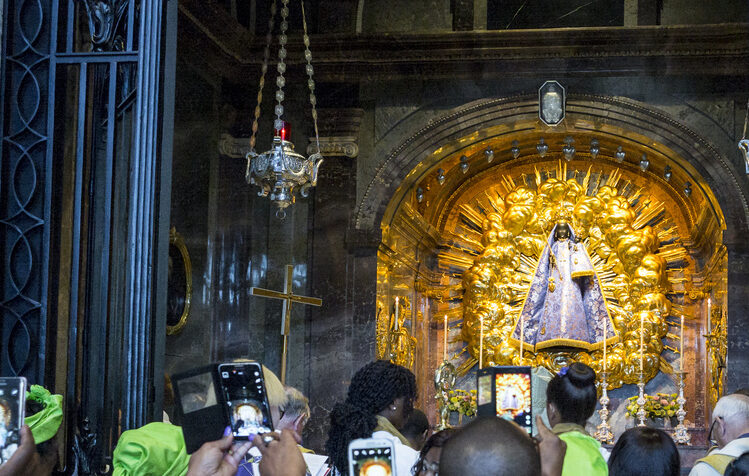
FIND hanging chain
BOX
[248,0,278,153]
[300,0,321,155]
[273,0,290,132]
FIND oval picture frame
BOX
[167,227,192,335]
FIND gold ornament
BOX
[460,165,684,389]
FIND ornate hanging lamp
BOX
[245,0,323,217]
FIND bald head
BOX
[440,417,540,476]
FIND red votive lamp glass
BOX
[275,121,290,141]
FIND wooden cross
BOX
[250,265,322,384]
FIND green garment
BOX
[553,423,608,476]
[112,422,190,476]
[25,385,63,444]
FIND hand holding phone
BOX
[477,366,533,433]
[218,362,273,440]
[0,377,26,468]
[348,438,395,476]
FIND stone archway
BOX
[366,95,749,437]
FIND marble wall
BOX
[167,4,749,455]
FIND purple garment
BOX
[512,224,616,351]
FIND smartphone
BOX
[172,364,226,453]
[217,362,273,440]
[0,377,26,467]
[348,438,395,476]
[477,366,532,433]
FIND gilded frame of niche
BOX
[378,157,725,395]
[167,227,193,335]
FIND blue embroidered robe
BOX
[512,224,616,351]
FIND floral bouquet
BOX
[446,389,477,417]
[625,393,679,420]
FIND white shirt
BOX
[371,430,420,476]
[688,437,749,476]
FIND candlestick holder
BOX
[594,372,614,444]
[636,380,647,427]
[673,371,691,445]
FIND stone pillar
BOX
[724,244,749,393]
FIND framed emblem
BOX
[539,81,566,126]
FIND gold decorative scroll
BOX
[453,164,691,389]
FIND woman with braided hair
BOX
[325,360,419,475]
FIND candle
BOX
[479,315,484,369]
[603,317,607,374]
[394,297,399,330]
[519,315,524,364]
[680,315,685,372]
[639,312,644,375]
[707,297,712,334]
[443,314,448,362]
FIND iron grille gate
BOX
[0,0,175,472]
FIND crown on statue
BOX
[554,208,573,224]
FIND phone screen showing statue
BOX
[220,364,272,439]
[0,378,25,467]
[351,446,393,476]
[495,372,532,433]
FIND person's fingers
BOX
[214,433,235,452]
[0,426,38,476]
[226,441,253,466]
[251,434,269,455]
[536,416,552,441]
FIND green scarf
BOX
[373,415,411,447]
[552,423,608,476]
[112,422,190,476]
[25,385,63,444]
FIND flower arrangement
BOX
[446,389,477,417]
[625,393,679,420]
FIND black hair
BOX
[401,409,429,440]
[608,427,680,476]
[440,416,540,476]
[412,428,457,475]
[325,360,417,473]
[726,452,749,476]
[25,399,57,457]
[546,362,597,426]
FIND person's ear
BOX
[547,402,558,421]
[717,417,727,438]
[293,414,306,433]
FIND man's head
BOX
[277,386,310,434]
[261,365,287,428]
[401,409,430,450]
[440,417,540,476]
[710,394,749,448]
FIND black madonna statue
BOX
[511,222,617,352]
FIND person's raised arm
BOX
[536,416,567,476]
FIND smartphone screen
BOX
[495,369,532,433]
[349,441,393,476]
[218,363,273,439]
[0,377,26,467]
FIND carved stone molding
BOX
[218,133,251,158]
[307,137,359,158]
[306,108,364,158]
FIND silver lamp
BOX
[245,0,323,216]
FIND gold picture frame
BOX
[167,227,192,335]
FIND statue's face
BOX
[555,223,570,240]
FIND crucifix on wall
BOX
[250,265,322,384]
